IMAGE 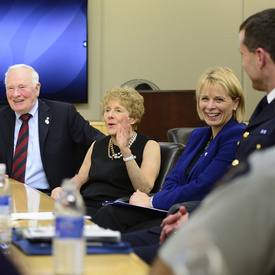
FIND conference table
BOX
[10,179,150,275]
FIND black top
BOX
[80,132,151,216]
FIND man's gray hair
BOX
[4,64,39,88]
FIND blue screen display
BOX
[0,0,87,103]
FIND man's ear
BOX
[256,47,266,69]
[35,82,41,97]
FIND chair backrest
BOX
[151,142,186,193]
[167,127,197,145]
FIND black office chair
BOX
[167,127,197,146]
[151,142,186,193]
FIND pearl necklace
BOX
[108,131,137,160]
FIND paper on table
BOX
[21,224,121,243]
[11,212,54,221]
[11,212,92,221]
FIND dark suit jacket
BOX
[0,99,104,189]
[235,96,275,161]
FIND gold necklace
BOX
[108,131,137,160]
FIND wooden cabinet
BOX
[138,90,206,142]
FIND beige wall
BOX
[75,0,275,122]
[242,1,275,118]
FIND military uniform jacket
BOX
[234,96,275,164]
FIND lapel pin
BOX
[260,129,267,134]
[45,117,50,124]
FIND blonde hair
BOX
[102,86,145,130]
[196,67,245,122]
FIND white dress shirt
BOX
[13,101,50,190]
[267,87,275,103]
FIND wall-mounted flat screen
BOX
[0,0,88,104]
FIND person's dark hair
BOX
[239,8,275,62]
[135,83,153,91]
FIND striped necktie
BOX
[11,114,32,183]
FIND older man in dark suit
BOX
[0,64,104,195]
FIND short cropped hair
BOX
[239,8,275,63]
[102,86,145,130]
[196,67,245,123]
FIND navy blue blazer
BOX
[0,99,104,189]
[235,96,275,161]
[153,118,246,210]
